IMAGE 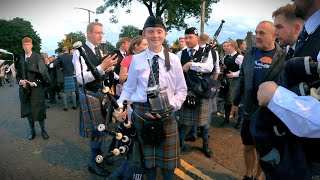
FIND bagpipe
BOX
[73,42,143,179]
[279,56,320,100]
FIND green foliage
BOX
[119,25,140,39]
[96,0,220,31]
[55,31,86,53]
[0,17,41,59]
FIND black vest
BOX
[83,44,103,92]
[294,26,320,163]
[223,53,240,75]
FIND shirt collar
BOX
[25,52,32,58]
[187,45,200,52]
[120,50,126,56]
[145,46,165,61]
[85,40,96,52]
[286,44,296,52]
[305,10,320,35]
[229,51,237,56]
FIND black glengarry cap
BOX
[143,16,166,31]
[185,27,198,36]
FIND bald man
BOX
[231,21,286,180]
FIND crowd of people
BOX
[14,0,320,179]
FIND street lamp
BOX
[200,0,205,35]
[74,7,95,24]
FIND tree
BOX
[171,39,180,52]
[96,0,220,31]
[119,25,140,39]
[55,31,86,53]
[0,17,41,58]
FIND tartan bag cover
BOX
[79,91,106,138]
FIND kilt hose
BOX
[177,98,212,127]
[63,76,76,93]
[223,77,238,105]
[132,103,180,170]
[79,90,107,138]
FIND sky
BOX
[0,0,292,56]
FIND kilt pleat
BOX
[132,103,180,170]
[176,98,211,127]
[64,76,76,92]
[224,78,238,104]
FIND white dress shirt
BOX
[267,10,320,138]
[187,45,213,73]
[72,40,105,85]
[117,47,187,111]
[268,86,320,138]
[223,51,244,77]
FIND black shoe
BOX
[242,176,253,180]
[88,165,109,176]
[203,145,213,158]
[41,130,49,139]
[63,108,68,111]
[28,131,36,140]
[185,136,196,142]
[72,106,77,110]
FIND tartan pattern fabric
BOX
[63,76,76,92]
[132,103,180,170]
[223,78,238,104]
[79,91,106,138]
[176,98,212,127]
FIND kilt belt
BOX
[132,102,180,170]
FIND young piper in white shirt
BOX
[114,16,187,180]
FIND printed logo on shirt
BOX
[255,56,272,69]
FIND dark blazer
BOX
[233,43,286,117]
[16,52,50,121]
[54,53,74,77]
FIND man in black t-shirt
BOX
[232,21,286,180]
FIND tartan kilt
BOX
[223,78,238,104]
[63,76,76,92]
[132,103,180,170]
[177,98,211,127]
[79,90,107,138]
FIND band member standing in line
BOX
[72,22,117,176]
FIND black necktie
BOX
[285,47,294,61]
[295,26,308,53]
[189,49,195,59]
[148,55,159,87]
[95,46,101,59]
